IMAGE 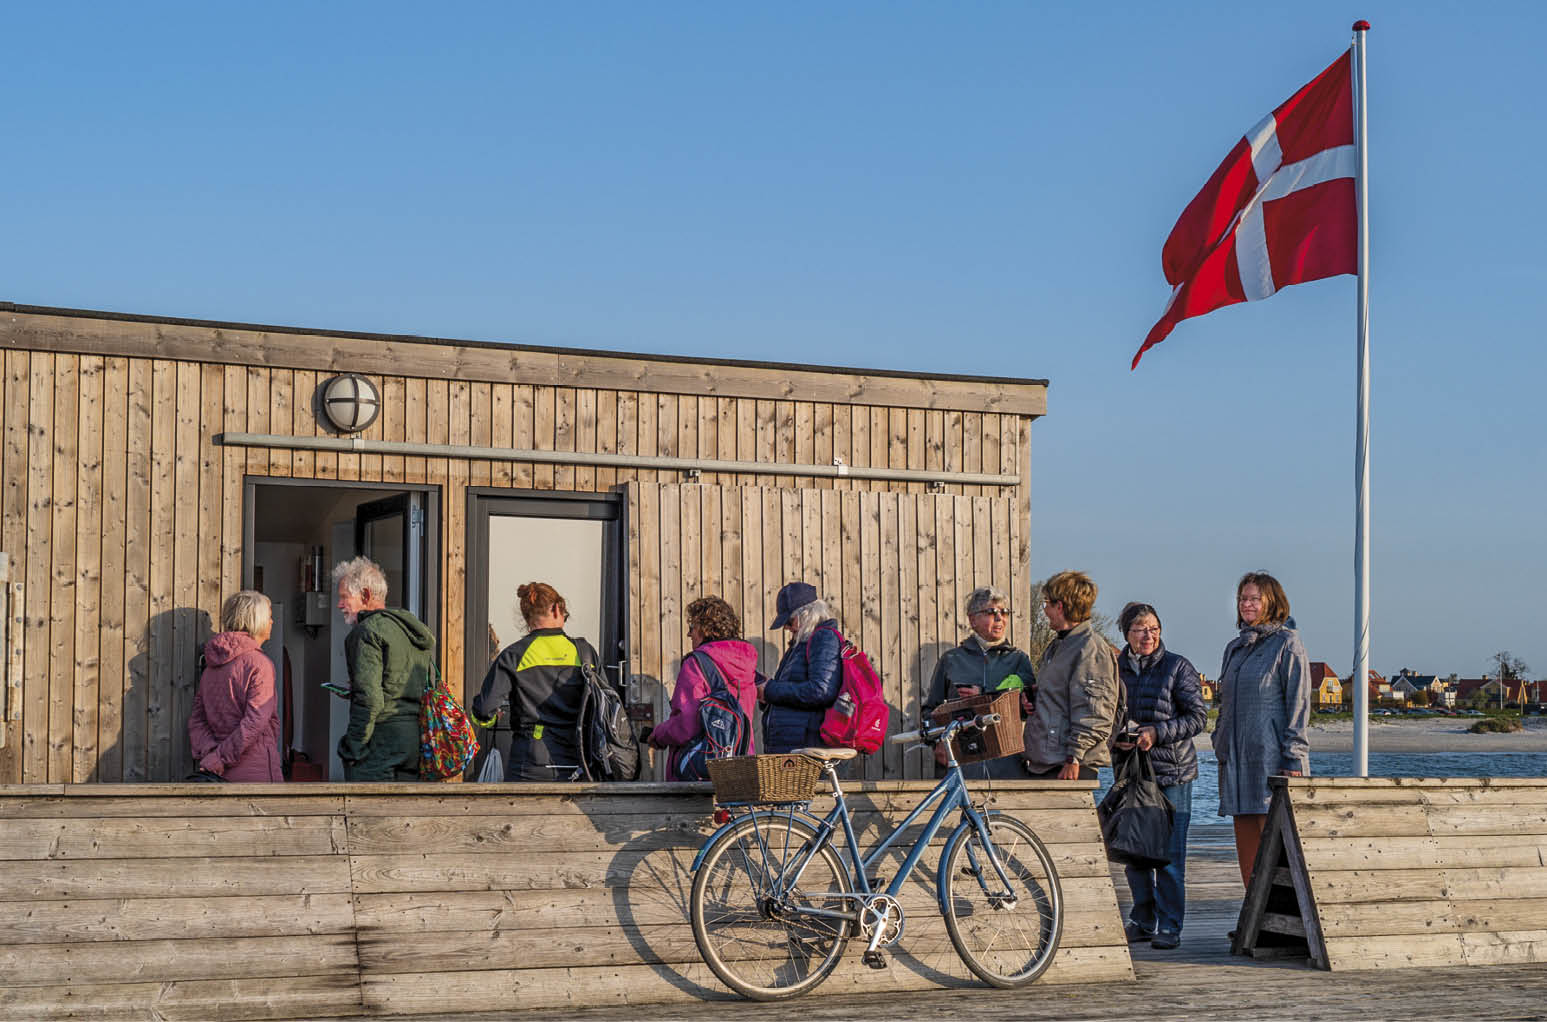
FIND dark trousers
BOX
[1125,779,1193,937]
[342,715,421,781]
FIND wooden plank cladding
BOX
[0,305,1048,417]
[0,304,1042,785]
[1235,778,1547,971]
[628,483,1025,780]
[0,782,1127,1019]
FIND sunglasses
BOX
[974,608,1011,619]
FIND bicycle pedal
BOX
[861,950,889,970]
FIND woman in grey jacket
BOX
[1213,572,1312,886]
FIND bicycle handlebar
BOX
[887,712,1003,747]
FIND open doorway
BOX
[243,480,440,781]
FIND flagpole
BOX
[1351,19,1372,778]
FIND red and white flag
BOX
[1132,52,1357,368]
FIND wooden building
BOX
[0,302,1047,784]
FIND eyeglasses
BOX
[1238,595,1264,605]
[1128,626,1161,636]
[974,608,1011,619]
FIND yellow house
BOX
[1310,661,1343,708]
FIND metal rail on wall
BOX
[216,433,1022,487]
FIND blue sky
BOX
[5,1,1543,681]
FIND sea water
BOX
[1095,748,1547,827]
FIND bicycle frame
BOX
[693,752,1016,920]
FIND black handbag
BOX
[1097,746,1174,869]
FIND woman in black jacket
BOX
[1114,602,1208,950]
[470,582,600,781]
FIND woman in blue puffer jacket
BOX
[759,582,844,754]
[1114,601,1208,951]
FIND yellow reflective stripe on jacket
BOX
[516,633,582,672]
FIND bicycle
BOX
[689,712,1064,1000]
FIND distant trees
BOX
[1025,581,1119,663]
[1492,651,1530,683]
[1491,652,1530,710]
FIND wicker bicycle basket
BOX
[707,754,822,804]
[930,689,1024,764]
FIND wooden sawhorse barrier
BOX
[1235,776,1547,969]
[0,781,1131,1020]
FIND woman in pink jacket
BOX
[647,596,760,781]
[188,590,283,782]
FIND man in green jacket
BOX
[333,556,436,781]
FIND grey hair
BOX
[966,585,1008,617]
[331,556,388,601]
[221,590,272,636]
[791,598,837,644]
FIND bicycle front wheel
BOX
[690,814,853,1000]
[941,814,1063,987]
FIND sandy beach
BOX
[1193,715,1547,754]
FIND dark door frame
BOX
[241,476,442,642]
[463,487,628,698]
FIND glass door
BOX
[466,491,624,676]
[354,492,428,620]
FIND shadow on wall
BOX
[105,607,213,782]
[589,787,980,1002]
[906,640,957,778]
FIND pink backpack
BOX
[813,628,890,753]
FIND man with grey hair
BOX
[333,556,437,781]
[922,585,1036,779]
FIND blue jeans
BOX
[1124,779,1192,937]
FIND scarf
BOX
[1124,640,1166,677]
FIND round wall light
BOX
[319,373,381,434]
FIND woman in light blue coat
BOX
[1212,571,1312,887]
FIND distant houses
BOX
[1455,676,1543,710]
[1214,659,1539,712]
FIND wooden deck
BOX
[404,824,1547,1022]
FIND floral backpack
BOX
[420,662,480,780]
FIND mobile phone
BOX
[321,682,350,697]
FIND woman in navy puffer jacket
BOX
[1114,601,1207,950]
[760,582,844,755]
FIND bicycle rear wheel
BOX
[941,814,1062,987]
[690,814,852,1000]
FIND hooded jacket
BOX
[762,621,842,754]
[472,627,601,781]
[1022,620,1120,772]
[339,608,436,769]
[651,638,761,781]
[1212,617,1312,815]
[188,631,282,782]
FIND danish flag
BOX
[1132,52,1357,368]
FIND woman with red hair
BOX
[471,582,601,781]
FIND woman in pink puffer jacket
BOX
[188,590,283,782]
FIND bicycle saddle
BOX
[794,747,859,762]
